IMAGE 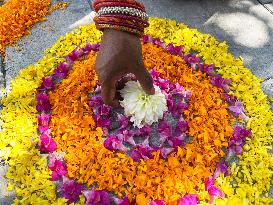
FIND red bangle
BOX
[93,0,145,11]
[94,2,145,12]
[95,15,148,28]
[96,23,143,36]
[95,19,144,32]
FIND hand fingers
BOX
[134,66,155,95]
[101,79,119,107]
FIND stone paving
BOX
[0,0,273,204]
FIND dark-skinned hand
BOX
[94,29,155,107]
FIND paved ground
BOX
[0,0,273,204]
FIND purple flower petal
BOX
[138,125,153,136]
[51,171,61,181]
[104,136,122,151]
[48,156,67,181]
[99,104,112,116]
[94,114,111,128]
[223,94,237,105]
[166,43,175,54]
[40,134,56,153]
[211,75,231,92]
[54,62,69,79]
[205,176,214,191]
[61,178,84,204]
[158,121,172,143]
[117,130,136,146]
[118,114,129,129]
[208,186,225,198]
[41,76,54,90]
[228,101,249,121]
[160,147,175,159]
[138,146,154,160]
[37,113,50,133]
[131,150,141,162]
[149,199,166,205]
[83,188,110,205]
[117,196,135,205]
[213,160,231,179]
[153,38,165,48]
[184,54,201,69]
[143,35,153,44]
[178,194,198,205]
[66,49,79,63]
[89,95,103,108]
[198,64,215,75]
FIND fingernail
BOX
[150,87,155,95]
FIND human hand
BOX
[95,29,155,107]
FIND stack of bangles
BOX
[92,0,149,36]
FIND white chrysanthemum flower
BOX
[120,81,167,128]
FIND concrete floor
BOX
[0,0,273,204]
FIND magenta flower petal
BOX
[61,178,84,204]
[48,156,67,181]
[149,199,166,205]
[117,196,135,205]
[143,35,153,44]
[211,75,231,92]
[40,134,56,153]
[150,67,161,79]
[36,93,51,112]
[99,104,112,116]
[198,64,215,75]
[117,130,136,146]
[51,171,61,181]
[158,121,172,142]
[104,136,122,151]
[41,76,54,90]
[94,114,111,128]
[213,160,231,179]
[89,95,103,108]
[228,101,249,121]
[176,120,189,132]
[54,62,69,79]
[178,194,198,205]
[208,186,225,198]
[205,176,214,191]
[131,150,141,162]
[160,147,175,159]
[138,125,153,136]
[153,38,165,48]
[223,93,237,105]
[66,49,79,63]
[166,43,175,54]
[83,188,110,205]
[117,114,129,129]
[37,113,50,133]
[138,146,154,160]
[184,54,201,64]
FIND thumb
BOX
[134,66,155,95]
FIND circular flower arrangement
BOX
[0,17,273,205]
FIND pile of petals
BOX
[89,68,192,161]
[0,0,70,54]
[0,17,272,205]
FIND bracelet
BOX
[97,6,148,21]
[92,0,148,36]
[95,15,149,28]
[93,0,145,11]
[94,2,145,12]
[95,19,144,32]
[96,23,143,36]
